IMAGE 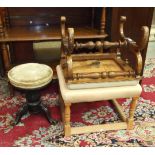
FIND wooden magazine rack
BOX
[60,16,149,85]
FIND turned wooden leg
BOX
[127,97,139,130]
[40,102,57,125]
[64,102,71,137]
[1,43,14,96]
[2,43,11,73]
[59,94,65,123]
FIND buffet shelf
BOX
[0,26,108,42]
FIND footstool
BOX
[8,63,57,125]
[56,65,142,137]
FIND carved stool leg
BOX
[14,90,57,125]
[127,97,139,130]
[8,81,14,97]
[64,103,71,137]
[14,103,28,125]
[40,102,57,125]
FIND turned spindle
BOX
[75,41,102,50]
[73,71,135,80]
[74,40,126,51]
[100,8,106,34]
[116,50,121,59]
[0,16,4,37]
[2,8,10,28]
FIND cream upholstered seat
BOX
[56,65,142,136]
[8,63,53,89]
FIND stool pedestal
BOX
[14,90,57,125]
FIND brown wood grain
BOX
[11,42,34,64]
[0,26,108,42]
[8,8,93,27]
[109,8,154,76]
[0,7,107,68]
[0,7,153,77]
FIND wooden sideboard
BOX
[0,7,154,77]
[0,7,107,76]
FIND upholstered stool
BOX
[56,65,142,137]
[8,63,57,125]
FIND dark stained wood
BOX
[108,8,154,75]
[0,15,4,37]
[0,46,5,76]
[1,43,11,72]
[8,7,93,27]
[117,16,149,76]
[0,7,107,73]
[110,8,153,41]
[11,42,34,64]
[0,7,106,76]
[0,26,108,42]
[74,40,126,50]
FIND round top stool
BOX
[8,63,57,125]
[8,63,53,89]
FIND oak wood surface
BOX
[60,15,147,84]
[61,96,139,136]
[127,97,139,129]
[71,122,128,135]
[66,57,136,84]
[60,96,139,136]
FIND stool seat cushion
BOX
[56,65,142,103]
[8,63,53,89]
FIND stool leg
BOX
[64,103,71,137]
[40,102,57,125]
[58,94,65,123]
[8,81,14,97]
[14,103,28,125]
[127,97,139,130]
